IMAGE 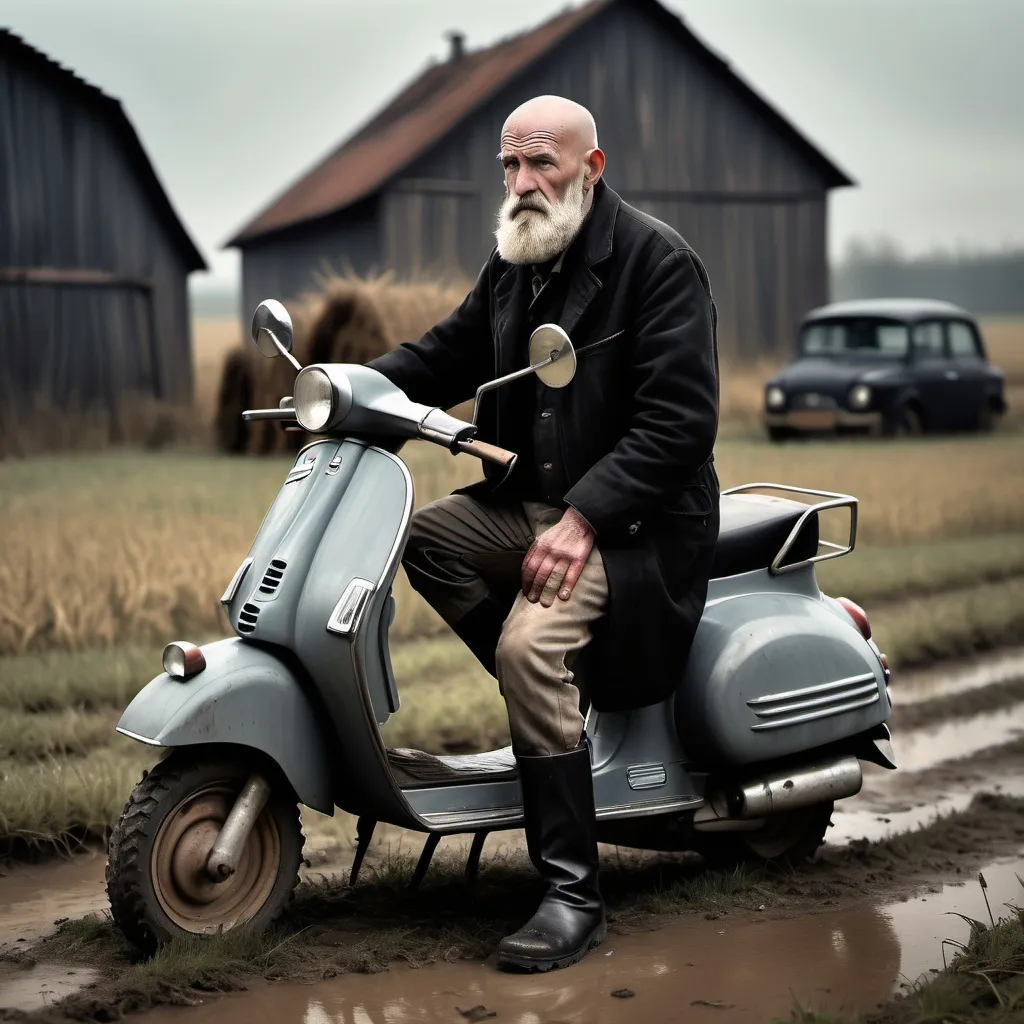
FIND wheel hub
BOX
[151,783,281,934]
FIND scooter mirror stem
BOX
[263,330,303,373]
[470,349,561,426]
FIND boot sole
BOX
[496,920,607,973]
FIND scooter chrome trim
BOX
[751,682,878,717]
[362,442,415,590]
[220,557,253,605]
[750,691,880,730]
[327,577,376,636]
[115,726,162,746]
[747,671,877,706]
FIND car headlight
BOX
[766,386,786,410]
[849,384,872,410]
[294,367,335,431]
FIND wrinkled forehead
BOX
[500,113,579,157]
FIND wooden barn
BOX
[228,0,853,358]
[0,30,206,419]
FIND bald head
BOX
[501,95,598,153]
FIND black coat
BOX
[367,180,721,711]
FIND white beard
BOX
[494,170,587,265]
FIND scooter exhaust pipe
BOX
[694,756,862,831]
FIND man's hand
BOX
[521,507,596,606]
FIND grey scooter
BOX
[106,299,897,952]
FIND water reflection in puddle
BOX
[139,859,1024,1024]
[888,703,1024,772]
[895,647,1024,705]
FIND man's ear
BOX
[583,147,606,187]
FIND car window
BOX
[800,319,909,359]
[948,321,983,362]
[912,321,946,358]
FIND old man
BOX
[367,95,720,971]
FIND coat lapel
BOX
[559,180,620,339]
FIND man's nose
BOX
[514,169,537,197]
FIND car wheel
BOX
[884,403,923,438]
[976,401,997,433]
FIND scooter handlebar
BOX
[455,438,518,470]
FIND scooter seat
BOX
[711,493,819,578]
[387,745,518,788]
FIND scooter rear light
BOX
[836,597,871,639]
[163,641,207,681]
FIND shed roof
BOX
[227,0,854,247]
[0,29,207,271]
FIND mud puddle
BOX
[0,963,100,1013]
[137,856,1024,1024]
[894,646,1024,705]
[885,701,1024,772]
[0,853,108,949]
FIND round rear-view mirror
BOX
[529,323,576,388]
[251,299,295,359]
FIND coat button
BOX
[543,462,553,471]
[540,409,553,419]
[628,521,640,535]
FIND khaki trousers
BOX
[402,494,610,755]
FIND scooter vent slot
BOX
[237,602,261,633]
[258,559,287,594]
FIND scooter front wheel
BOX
[106,750,304,954]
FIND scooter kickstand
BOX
[464,831,489,884]
[349,817,377,887]
[409,833,442,891]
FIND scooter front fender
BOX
[116,638,334,814]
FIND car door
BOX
[946,320,988,428]
[910,320,958,429]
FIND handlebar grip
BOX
[456,438,517,470]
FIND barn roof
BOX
[0,29,207,271]
[227,0,854,247]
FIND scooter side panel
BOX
[675,567,891,765]
[116,638,334,813]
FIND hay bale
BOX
[214,347,253,453]
[223,271,474,455]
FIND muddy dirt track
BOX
[1,649,1023,1022]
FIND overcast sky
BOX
[5,0,1022,289]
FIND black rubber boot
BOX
[497,743,606,971]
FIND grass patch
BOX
[817,534,1024,606]
[0,744,153,857]
[0,708,117,760]
[871,576,1024,669]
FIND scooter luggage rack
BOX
[720,482,858,575]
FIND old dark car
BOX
[763,299,1006,441]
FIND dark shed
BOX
[228,0,854,358]
[0,30,206,418]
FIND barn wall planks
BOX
[0,34,200,411]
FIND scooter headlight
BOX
[294,367,335,431]
[162,641,206,681]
